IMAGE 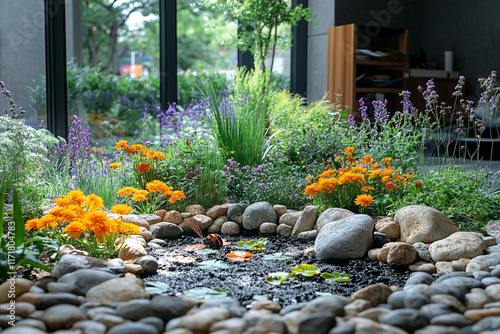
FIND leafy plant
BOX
[145,281,169,294]
[198,260,229,270]
[321,272,351,282]
[290,264,320,278]
[262,252,289,261]
[183,287,228,299]
[235,238,267,251]
[265,264,351,285]
[265,272,293,286]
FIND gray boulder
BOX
[150,222,183,239]
[315,214,374,260]
[315,208,355,231]
[242,201,276,230]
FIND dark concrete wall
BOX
[335,0,423,58]
[421,0,500,99]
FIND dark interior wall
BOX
[421,0,500,99]
[335,0,423,58]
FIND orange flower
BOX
[414,182,423,189]
[110,163,122,169]
[117,187,136,197]
[131,190,149,202]
[124,147,137,154]
[130,144,145,152]
[84,211,111,241]
[343,147,355,155]
[66,190,86,206]
[306,177,312,182]
[64,220,88,239]
[369,170,382,178]
[363,155,373,164]
[382,168,395,176]
[25,219,40,231]
[111,204,133,215]
[146,180,171,193]
[381,176,390,184]
[54,197,71,208]
[168,190,186,204]
[354,194,374,207]
[120,222,140,235]
[318,178,337,193]
[115,140,129,150]
[360,186,375,192]
[319,169,335,178]
[386,181,397,191]
[403,173,413,178]
[334,156,341,162]
[137,164,151,173]
[154,151,166,160]
[36,216,55,229]
[381,157,392,167]
[303,184,318,197]
[84,194,104,211]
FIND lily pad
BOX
[290,264,320,278]
[262,252,289,261]
[235,238,267,251]
[321,272,351,282]
[145,281,169,294]
[226,251,253,262]
[198,260,229,270]
[168,256,196,263]
[195,248,219,255]
[183,287,228,299]
[265,272,294,285]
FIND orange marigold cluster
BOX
[117,181,185,204]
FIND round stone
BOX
[221,221,240,235]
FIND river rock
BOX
[387,242,418,266]
[315,208,354,232]
[206,203,231,220]
[242,202,276,230]
[59,244,90,257]
[298,230,318,239]
[221,221,240,235]
[51,255,110,279]
[154,209,166,219]
[151,295,194,321]
[0,278,33,303]
[279,211,302,228]
[42,304,86,331]
[185,204,206,215]
[297,311,336,334]
[375,217,400,239]
[291,206,317,237]
[162,210,183,224]
[122,214,150,230]
[260,222,277,234]
[116,299,154,321]
[429,231,486,262]
[150,222,183,239]
[107,322,159,334]
[57,269,117,295]
[179,215,213,232]
[139,226,152,241]
[273,204,287,215]
[315,214,374,260]
[209,216,228,233]
[118,238,147,261]
[71,320,107,334]
[134,255,158,275]
[395,205,459,244]
[138,214,161,225]
[351,283,393,306]
[409,262,436,274]
[380,309,429,333]
[176,307,230,333]
[413,242,432,262]
[226,203,248,224]
[301,295,350,317]
[277,224,293,237]
[86,278,149,305]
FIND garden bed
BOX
[144,232,411,307]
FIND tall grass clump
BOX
[202,68,274,166]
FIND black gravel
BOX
[144,232,411,307]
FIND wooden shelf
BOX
[356,87,404,93]
[356,60,406,67]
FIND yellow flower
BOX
[110,163,122,169]
[168,190,186,204]
[354,194,374,207]
[64,220,88,239]
[130,144,145,152]
[343,147,355,155]
[351,165,367,173]
[381,168,395,176]
[363,155,373,164]
[84,211,111,241]
[146,180,171,193]
[111,204,133,215]
[120,222,140,235]
[360,186,375,192]
[369,170,382,178]
[154,151,166,160]
[117,187,136,197]
[84,194,104,211]
[131,190,149,202]
[115,140,129,150]
[381,176,390,184]
[318,178,337,193]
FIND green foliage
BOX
[265,264,350,285]
[290,264,320,278]
[145,281,169,294]
[234,238,267,251]
[198,260,229,270]
[321,272,351,282]
[178,69,231,106]
[262,252,289,261]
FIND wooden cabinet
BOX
[327,23,409,120]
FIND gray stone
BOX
[414,242,432,262]
[148,238,167,247]
[259,222,277,234]
[150,222,183,239]
[276,224,292,237]
[71,320,107,334]
[483,277,500,287]
[273,204,287,215]
[51,254,110,279]
[404,292,430,309]
[471,316,500,332]
[91,313,126,328]
[15,319,47,331]
[221,221,240,235]
[1,327,47,334]
[429,294,466,313]
[35,292,82,309]
[138,214,162,225]
[387,290,407,309]
[107,322,159,334]
[431,313,473,327]
[315,208,354,232]
[242,202,276,230]
[427,284,469,301]
[380,309,429,333]
[46,282,75,293]
[85,306,117,319]
[279,304,304,315]
[139,316,165,333]
[116,299,154,321]
[134,256,158,275]
[429,232,486,262]
[279,211,302,228]
[434,272,474,283]
[296,311,336,334]
[414,325,460,334]
[227,203,248,221]
[0,302,35,318]
[298,230,318,239]
[328,321,355,334]
[405,272,434,286]
[209,317,249,334]
[291,206,317,237]
[151,295,194,321]
[209,216,228,233]
[464,289,495,309]
[58,269,117,295]
[420,303,453,320]
[302,295,350,317]
[344,299,372,316]
[315,214,374,260]
[86,278,149,306]
[42,304,87,331]
[387,243,418,266]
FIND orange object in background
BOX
[120,64,143,77]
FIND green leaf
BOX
[195,248,219,255]
[183,287,228,299]
[0,181,8,240]
[321,272,351,282]
[262,252,289,261]
[235,238,267,251]
[198,260,229,270]
[290,264,320,278]
[265,272,294,285]
[145,281,169,294]
[12,188,25,248]
[252,294,269,301]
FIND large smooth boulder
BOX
[291,206,317,237]
[242,201,276,230]
[315,208,354,232]
[429,232,486,262]
[315,214,374,260]
[395,205,459,244]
